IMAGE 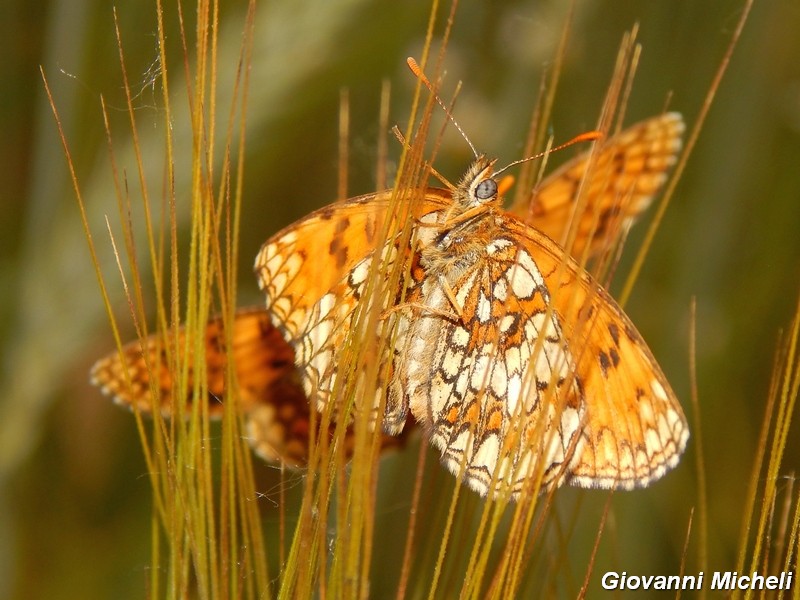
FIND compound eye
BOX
[475,178,497,201]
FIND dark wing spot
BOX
[364,214,377,244]
[269,356,293,369]
[574,375,585,397]
[583,304,596,321]
[608,323,621,347]
[598,351,611,378]
[334,216,351,235]
[609,347,620,367]
[329,235,348,269]
[324,216,351,269]
[319,205,336,220]
[596,206,621,235]
[612,151,626,174]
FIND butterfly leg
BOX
[438,275,467,324]
[379,302,459,323]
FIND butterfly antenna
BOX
[492,130,603,177]
[407,57,479,159]
[392,125,456,190]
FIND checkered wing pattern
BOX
[394,230,586,496]
[90,307,407,466]
[383,159,687,496]
[254,193,419,429]
[510,113,684,259]
[501,216,688,490]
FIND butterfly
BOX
[91,111,687,497]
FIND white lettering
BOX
[712,571,733,589]
[601,572,618,590]
[661,576,678,590]
[602,570,791,592]
[711,571,793,590]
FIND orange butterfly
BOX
[92,112,687,497]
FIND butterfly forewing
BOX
[514,113,685,259]
[254,189,431,430]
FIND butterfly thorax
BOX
[421,156,503,280]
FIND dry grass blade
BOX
[72,0,269,597]
[738,290,800,599]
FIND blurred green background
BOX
[2,0,799,597]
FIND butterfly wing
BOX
[501,214,689,489]
[90,307,294,416]
[90,306,410,466]
[510,113,684,259]
[254,190,431,430]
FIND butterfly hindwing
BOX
[90,307,294,416]
[395,220,586,496]
[502,215,688,489]
[90,307,409,466]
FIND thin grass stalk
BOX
[619,0,755,306]
[576,494,612,599]
[688,297,709,594]
[229,1,269,594]
[736,328,785,575]
[513,0,574,206]
[778,486,800,600]
[396,440,428,599]
[744,293,800,600]
[771,476,795,577]
[675,509,694,600]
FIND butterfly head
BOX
[426,156,504,261]
[454,156,501,212]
